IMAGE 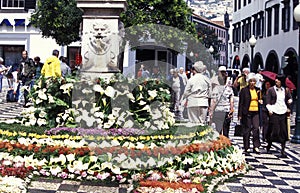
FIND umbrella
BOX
[286,77,296,90]
[260,70,296,90]
[260,70,277,80]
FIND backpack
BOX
[6,89,18,102]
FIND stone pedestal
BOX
[77,0,127,80]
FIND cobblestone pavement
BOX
[0,81,300,192]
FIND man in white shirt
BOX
[182,61,211,124]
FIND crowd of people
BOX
[1,53,293,158]
[0,49,76,107]
[138,60,292,159]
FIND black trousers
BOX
[21,76,31,104]
[267,113,288,143]
[241,111,261,150]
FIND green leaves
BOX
[120,0,197,53]
[30,0,83,46]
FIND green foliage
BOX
[93,73,174,129]
[120,0,197,53]
[30,0,83,46]
[0,122,48,135]
[196,25,222,60]
[21,76,75,128]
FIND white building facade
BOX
[231,0,299,86]
[0,0,81,67]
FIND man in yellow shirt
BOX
[41,49,62,78]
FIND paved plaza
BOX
[0,78,300,192]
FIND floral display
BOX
[0,123,248,193]
[0,74,249,192]
[21,74,174,131]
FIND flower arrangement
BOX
[21,74,174,131]
[0,123,248,193]
[21,77,75,128]
[5,74,249,193]
[73,74,175,130]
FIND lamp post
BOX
[249,35,257,72]
[209,45,214,67]
[291,4,300,144]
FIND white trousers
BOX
[187,106,208,124]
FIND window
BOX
[242,20,246,42]
[244,18,251,41]
[267,8,272,36]
[252,15,257,36]
[258,11,264,37]
[234,0,237,11]
[282,2,290,32]
[0,45,24,67]
[274,5,279,35]
[1,0,24,9]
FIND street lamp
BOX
[291,4,300,144]
[249,35,257,72]
[209,45,214,66]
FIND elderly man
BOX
[179,67,188,86]
[182,61,211,124]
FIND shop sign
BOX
[0,19,28,27]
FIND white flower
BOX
[2,160,12,166]
[104,119,115,129]
[146,157,156,167]
[123,120,134,128]
[47,94,55,103]
[111,166,121,175]
[93,84,104,93]
[138,100,147,106]
[82,88,93,94]
[127,93,135,102]
[105,86,115,98]
[182,157,194,165]
[166,169,178,182]
[29,117,37,126]
[135,142,145,149]
[73,160,89,171]
[89,156,98,163]
[148,90,157,100]
[58,154,67,165]
[60,83,73,94]
[39,111,47,118]
[37,88,47,100]
[101,162,113,170]
[35,98,43,104]
[50,165,62,176]
[37,118,47,126]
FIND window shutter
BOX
[25,0,36,10]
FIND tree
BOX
[120,0,221,66]
[30,0,83,46]
[120,0,198,53]
[196,24,222,60]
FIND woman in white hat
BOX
[210,65,234,137]
[238,73,262,155]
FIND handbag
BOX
[234,121,243,136]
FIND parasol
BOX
[260,70,277,80]
[260,71,296,90]
[286,77,296,90]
